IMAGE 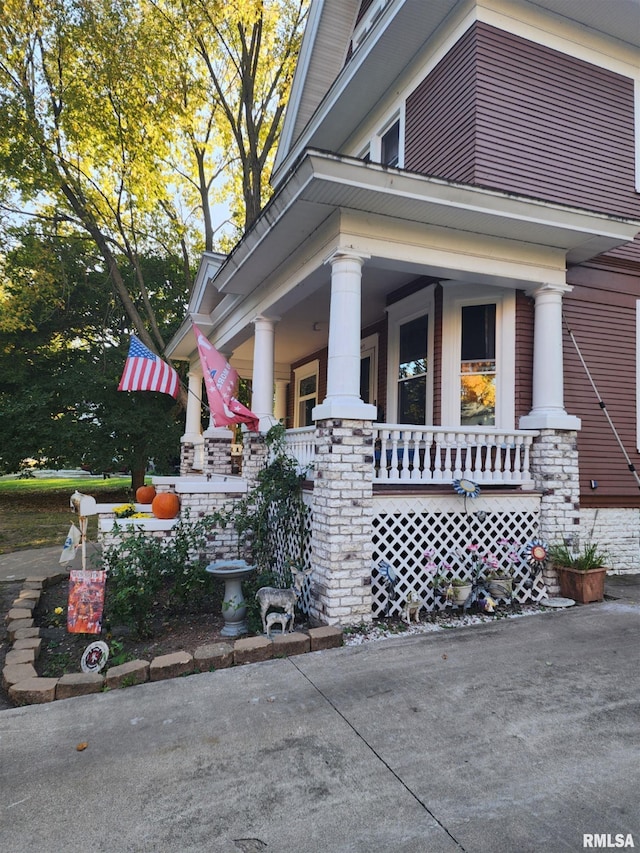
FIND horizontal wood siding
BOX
[564,266,640,502]
[404,26,477,183]
[474,23,639,218]
[514,289,533,422]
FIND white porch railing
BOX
[284,424,539,487]
[283,426,316,478]
[373,424,539,486]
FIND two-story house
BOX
[166,0,640,626]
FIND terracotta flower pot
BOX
[555,565,607,604]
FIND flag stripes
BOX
[118,335,180,398]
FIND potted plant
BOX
[485,570,513,599]
[450,577,473,606]
[549,542,609,604]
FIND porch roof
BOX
[167,150,640,361]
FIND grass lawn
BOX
[0,477,133,554]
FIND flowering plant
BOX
[113,504,151,519]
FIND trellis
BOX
[371,494,544,618]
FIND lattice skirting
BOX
[267,491,313,615]
[371,493,544,618]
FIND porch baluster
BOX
[412,431,425,482]
[442,435,453,481]
[452,434,463,480]
[389,430,400,480]
[401,432,411,481]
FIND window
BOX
[360,333,379,408]
[398,315,428,423]
[460,304,496,425]
[381,120,400,167]
[441,285,515,429]
[293,361,319,427]
[386,288,434,426]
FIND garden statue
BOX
[402,591,424,624]
[256,567,312,634]
[265,611,291,637]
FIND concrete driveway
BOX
[1,598,638,853]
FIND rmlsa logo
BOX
[584,835,635,849]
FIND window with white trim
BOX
[441,285,515,429]
[386,289,434,425]
[293,360,319,428]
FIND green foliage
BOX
[549,542,608,571]
[100,511,221,637]
[232,423,309,572]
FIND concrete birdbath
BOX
[206,560,256,637]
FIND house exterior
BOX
[166,0,640,626]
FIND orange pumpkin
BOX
[151,492,180,519]
[135,485,156,504]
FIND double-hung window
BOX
[293,360,319,427]
[441,285,515,429]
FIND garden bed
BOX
[33,576,252,678]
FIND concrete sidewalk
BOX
[0,544,100,582]
[1,596,638,853]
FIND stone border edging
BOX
[2,574,343,707]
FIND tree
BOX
[0,0,307,476]
[0,224,185,487]
[160,0,308,231]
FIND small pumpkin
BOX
[151,492,180,519]
[135,484,156,504]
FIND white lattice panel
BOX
[268,492,312,615]
[371,493,543,617]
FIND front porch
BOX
[161,151,640,625]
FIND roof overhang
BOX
[212,149,640,292]
[167,150,640,359]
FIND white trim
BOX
[360,332,379,407]
[386,287,435,424]
[441,283,516,429]
[293,359,320,428]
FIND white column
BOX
[183,365,203,441]
[274,379,288,424]
[252,315,278,432]
[312,249,377,421]
[519,282,581,430]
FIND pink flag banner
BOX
[118,335,180,398]
[192,322,259,432]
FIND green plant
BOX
[100,511,221,637]
[549,542,608,571]
[232,424,309,574]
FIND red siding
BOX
[405,22,640,219]
[514,290,533,422]
[405,26,477,183]
[564,264,640,503]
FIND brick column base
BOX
[530,429,580,596]
[309,419,374,627]
[180,441,195,475]
[204,436,232,476]
[242,433,268,488]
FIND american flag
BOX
[117,335,180,398]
